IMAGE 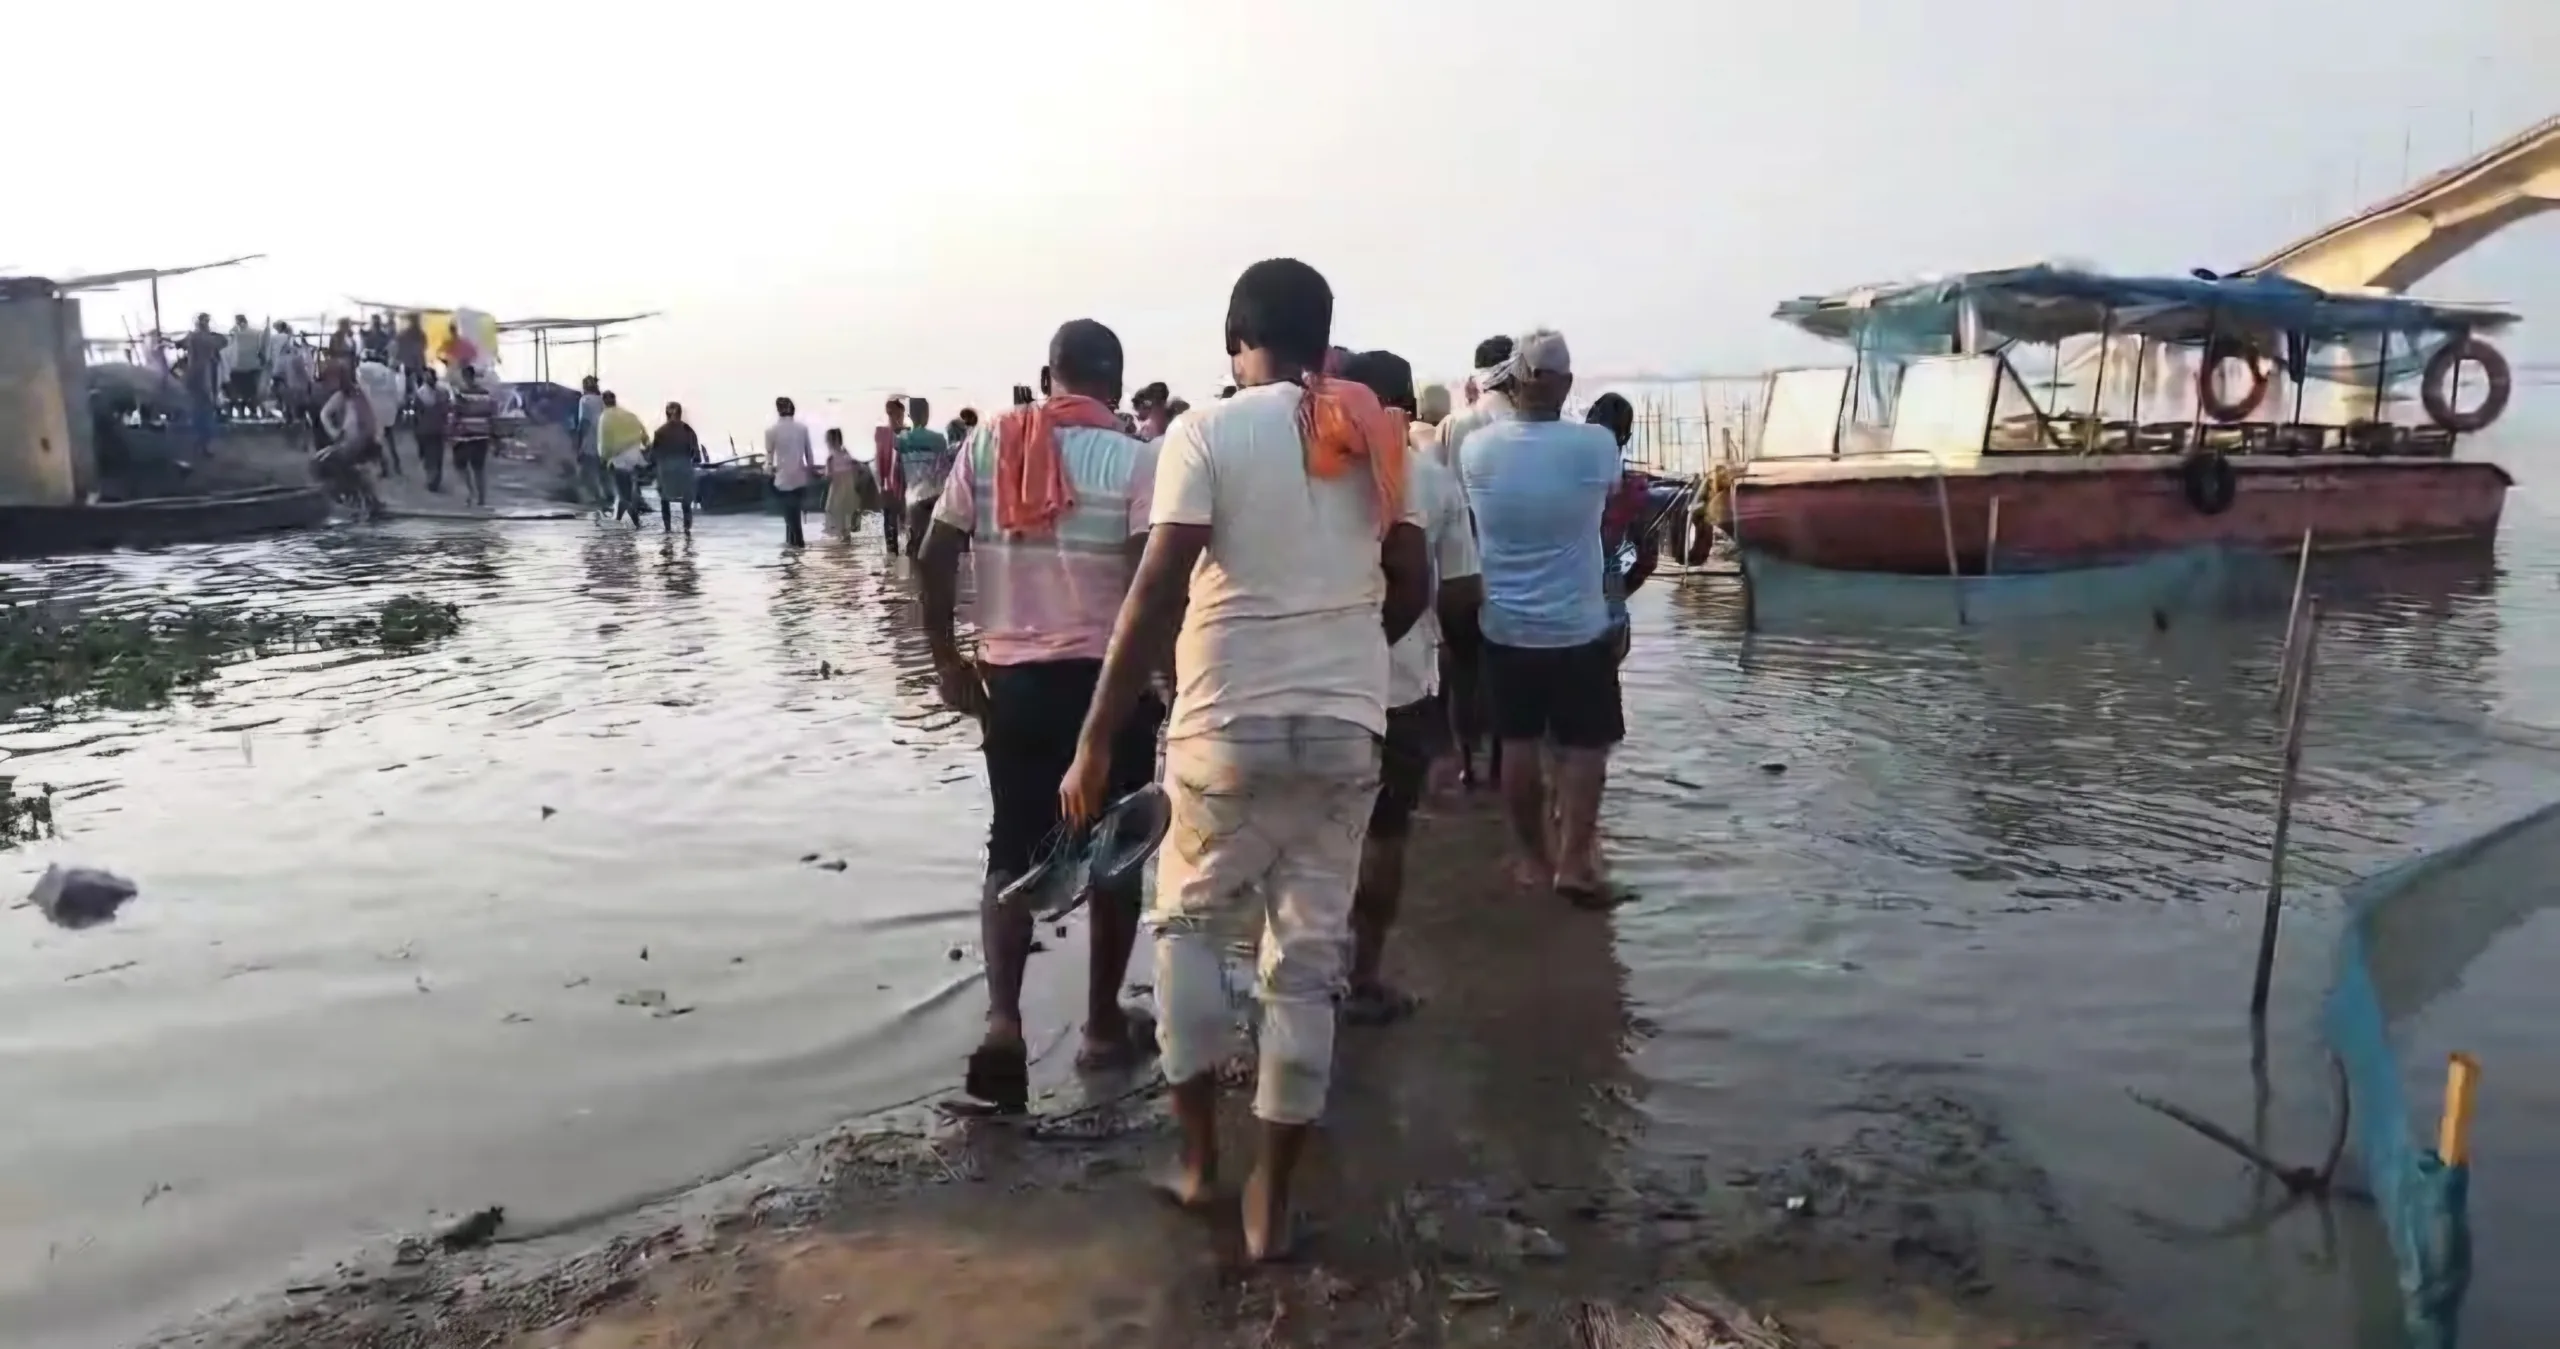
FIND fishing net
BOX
[2320,801,2560,1346]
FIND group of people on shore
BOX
[902,258,1661,1260]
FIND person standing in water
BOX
[893,396,951,560]
[919,318,1164,1115]
[874,397,908,556]
[1582,393,1660,665]
[1335,348,1480,1026]
[410,368,452,493]
[822,426,864,541]
[1062,259,1429,1261]
[650,401,703,534]
[1457,330,1625,907]
[449,365,499,508]
[597,391,652,526]
[765,395,816,549]
[572,376,608,513]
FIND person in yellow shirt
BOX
[597,391,653,526]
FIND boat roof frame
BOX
[1773,263,2519,349]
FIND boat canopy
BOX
[1773,264,2519,349]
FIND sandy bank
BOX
[168,799,2135,1349]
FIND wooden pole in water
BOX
[1934,469,1966,624]
[2438,1053,2480,1165]
[2277,527,2314,713]
[1985,497,2002,576]
[2251,602,2321,1017]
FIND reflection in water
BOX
[1,512,2557,1349]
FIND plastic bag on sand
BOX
[31,864,138,929]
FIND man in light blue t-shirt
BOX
[1457,328,1625,908]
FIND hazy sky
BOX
[12,0,2555,443]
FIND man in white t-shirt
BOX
[1429,334,1514,788]
[1059,259,1430,1262]
[1335,350,1479,1026]
[764,396,816,549]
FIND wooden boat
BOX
[1730,264,2517,577]
[1,485,330,559]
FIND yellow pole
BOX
[2438,1053,2480,1165]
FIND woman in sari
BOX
[822,426,870,541]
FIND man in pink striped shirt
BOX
[917,319,1162,1115]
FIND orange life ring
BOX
[2198,337,2270,423]
[2420,336,2512,433]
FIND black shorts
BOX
[451,438,491,471]
[1367,697,1443,840]
[1483,634,1625,750]
[982,659,1165,880]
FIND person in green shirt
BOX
[596,392,653,526]
[892,394,952,560]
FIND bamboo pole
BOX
[1985,497,2002,576]
[2438,1053,2480,1165]
[2277,527,2314,715]
[1934,470,1966,624]
[2251,601,2321,1017]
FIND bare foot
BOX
[1149,1162,1219,1210]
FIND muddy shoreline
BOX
[153,800,2137,1349]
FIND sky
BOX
[9,0,2557,445]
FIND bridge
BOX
[2241,113,2560,293]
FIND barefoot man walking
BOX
[1456,329,1627,906]
[1062,259,1430,1261]
[1334,348,1480,1025]
[919,318,1165,1115]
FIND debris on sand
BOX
[438,1206,505,1251]
[2,778,56,846]
[1570,1285,1795,1348]
[30,863,138,929]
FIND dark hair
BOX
[1165,397,1191,419]
[908,395,931,423]
[664,401,682,417]
[1224,258,1332,369]
[1050,319,1126,393]
[775,396,796,417]
[601,390,619,407]
[825,426,844,444]
[1011,384,1035,406]
[1471,335,1515,370]
[1218,384,1238,399]
[884,396,904,416]
[1338,349,1417,415]
[1585,392,1635,445]
[958,407,979,428]
[583,376,601,392]
[1131,380,1170,411]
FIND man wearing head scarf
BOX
[1060,260,1430,1262]
[919,318,1164,1118]
[1455,329,1626,909]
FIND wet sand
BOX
[176,804,2131,1349]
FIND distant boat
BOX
[1730,263,2516,579]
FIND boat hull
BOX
[1733,455,2510,573]
[0,486,331,560]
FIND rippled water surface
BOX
[8,479,2560,1348]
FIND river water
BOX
[6,476,2560,1349]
